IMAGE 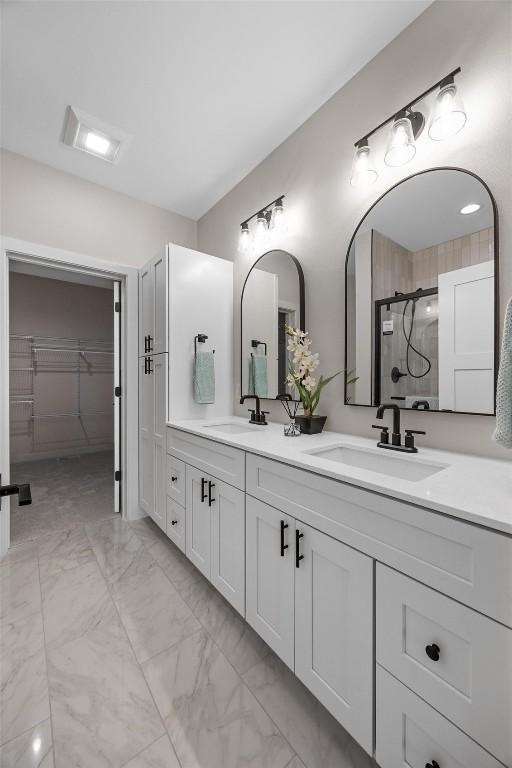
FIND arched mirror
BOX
[241,250,305,400]
[345,168,498,415]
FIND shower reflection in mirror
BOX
[345,168,497,415]
[241,250,305,400]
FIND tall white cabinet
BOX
[138,244,233,531]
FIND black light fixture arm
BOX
[354,67,461,147]
[240,195,285,227]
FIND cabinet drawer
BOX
[168,428,245,490]
[246,454,512,627]
[166,454,186,506]
[376,666,503,768]
[166,497,185,553]
[377,564,512,765]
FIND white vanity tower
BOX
[138,243,233,530]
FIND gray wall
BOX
[1,149,197,266]
[198,0,512,459]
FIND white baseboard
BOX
[10,443,114,464]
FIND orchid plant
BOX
[285,325,357,418]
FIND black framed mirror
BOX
[241,250,305,400]
[345,168,498,415]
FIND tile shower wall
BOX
[198,0,511,459]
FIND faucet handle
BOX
[405,429,426,436]
[372,424,389,445]
[404,428,425,451]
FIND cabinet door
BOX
[295,524,373,754]
[186,465,211,579]
[211,479,245,615]
[139,261,153,356]
[152,251,167,355]
[138,357,154,515]
[166,497,186,553]
[151,354,167,530]
[246,496,295,669]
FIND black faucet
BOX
[373,403,425,453]
[240,395,269,426]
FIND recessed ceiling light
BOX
[62,106,130,163]
[459,203,481,215]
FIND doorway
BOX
[7,259,122,545]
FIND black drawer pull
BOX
[425,761,440,768]
[280,520,289,556]
[425,643,440,662]
[171,476,178,483]
[148,334,153,352]
[171,519,178,526]
[295,529,304,568]
[208,481,215,507]
[200,477,207,503]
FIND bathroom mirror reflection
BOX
[345,168,498,414]
[241,250,305,400]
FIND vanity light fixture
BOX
[238,195,286,255]
[350,139,378,187]
[460,203,481,215]
[350,68,465,184]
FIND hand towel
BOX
[248,353,268,398]
[493,297,512,448]
[194,350,215,404]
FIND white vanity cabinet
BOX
[246,495,374,753]
[185,463,246,614]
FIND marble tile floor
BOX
[0,515,374,768]
[9,451,116,546]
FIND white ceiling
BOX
[1,1,431,220]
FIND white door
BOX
[295,524,374,754]
[438,260,494,413]
[113,281,121,513]
[245,496,295,668]
[211,479,245,615]
[151,353,167,530]
[186,465,211,579]
[139,260,153,356]
[138,356,153,516]
[152,251,168,355]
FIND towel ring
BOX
[195,333,215,357]
[251,339,267,356]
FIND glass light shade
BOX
[350,144,378,188]
[428,83,467,141]
[253,212,270,253]
[270,200,288,238]
[238,223,251,255]
[384,116,416,167]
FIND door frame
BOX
[0,236,140,557]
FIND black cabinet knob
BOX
[425,761,440,768]
[171,476,178,483]
[171,520,178,526]
[425,643,440,661]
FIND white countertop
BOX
[167,416,512,535]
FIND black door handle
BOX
[280,520,289,556]
[0,478,32,508]
[208,481,215,507]
[425,643,440,662]
[425,761,440,768]
[200,477,207,503]
[295,529,304,568]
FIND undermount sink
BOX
[203,422,254,435]
[306,445,447,482]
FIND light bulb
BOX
[270,199,287,238]
[350,141,378,188]
[384,115,416,167]
[426,301,431,314]
[238,222,251,255]
[84,131,111,156]
[429,82,467,141]
[32,737,42,754]
[253,211,270,253]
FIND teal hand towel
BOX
[249,353,268,398]
[194,350,215,404]
[494,297,512,447]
